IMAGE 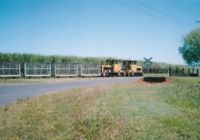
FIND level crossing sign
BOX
[144,57,153,72]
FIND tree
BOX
[179,28,200,65]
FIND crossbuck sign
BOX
[144,57,153,72]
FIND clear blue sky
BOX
[0,0,200,64]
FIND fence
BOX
[144,67,200,77]
[24,63,51,77]
[55,63,78,77]
[143,67,169,73]
[143,67,169,77]
[1,62,199,78]
[81,65,101,76]
[169,67,199,77]
[0,63,21,77]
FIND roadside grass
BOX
[0,77,200,139]
[0,78,66,84]
[0,77,93,84]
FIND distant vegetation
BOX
[0,52,189,72]
[0,52,109,65]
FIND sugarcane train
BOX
[0,59,143,77]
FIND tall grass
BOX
[0,52,188,69]
[0,52,110,64]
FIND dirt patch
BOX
[136,78,171,86]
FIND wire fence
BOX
[143,67,169,77]
[0,63,21,77]
[169,67,199,77]
[144,67,200,77]
[24,63,51,77]
[81,65,101,76]
[143,67,169,74]
[55,63,78,77]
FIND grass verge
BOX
[0,77,200,140]
[0,77,94,84]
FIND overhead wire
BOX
[112,0,193,27]
[111,0,165,22]
[131,0,192,25]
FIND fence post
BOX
[197,69,199,77]
[188,68,190,76]
[80,64,82,76]
[168,67,171,77]
[182,68,185,76]
[54,64,57,77]
[2,64,4,75]
[19,63,21,77]
[24,63,26,77]
[8,63,11,76]
[49,64,51,77]
[34,64,37,76]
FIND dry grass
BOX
[0,77,200,140]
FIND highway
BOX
[0,77,141,106]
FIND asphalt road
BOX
[0,77,141,106]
